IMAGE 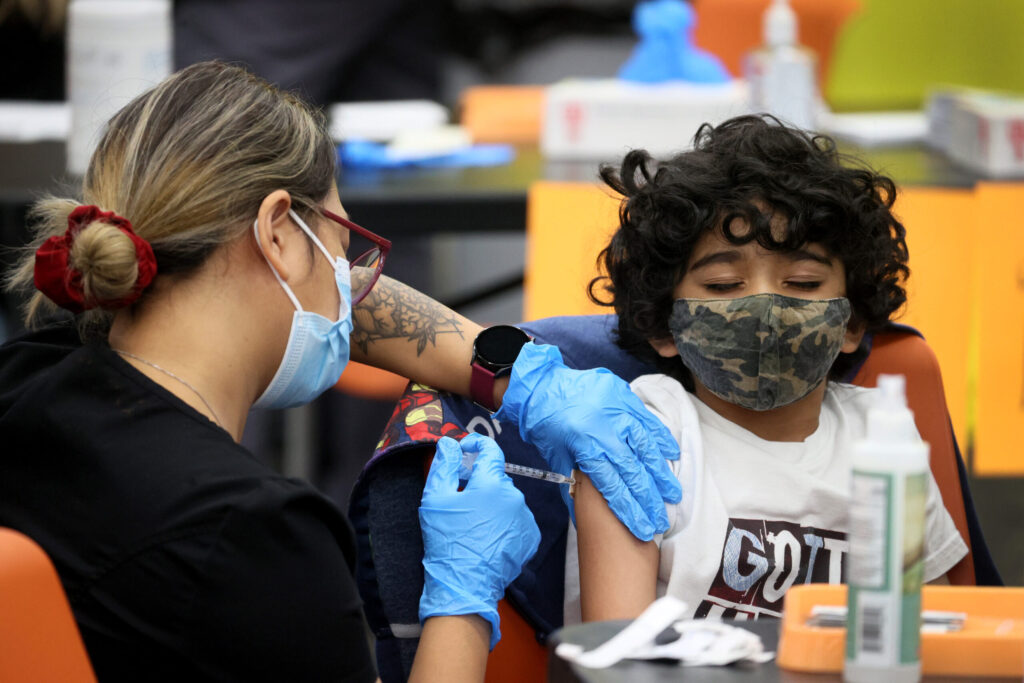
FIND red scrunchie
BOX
[33,205,157,313]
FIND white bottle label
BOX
[848,473,890,588]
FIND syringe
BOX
[461,450,574,485]
[504,462,575,486]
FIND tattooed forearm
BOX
[351,274,465,356]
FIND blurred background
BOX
[2,0,1022,584]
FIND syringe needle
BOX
[461,449,575,485]
[504,462,575,485]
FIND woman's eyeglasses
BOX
[321,208,392,306]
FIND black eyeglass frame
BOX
[321,208,392,306]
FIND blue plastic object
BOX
[495,342,682,541]
[619,0,730,84]
[339,140,515,170]
[418,434,540,650]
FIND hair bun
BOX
[69,218,144,308]
[32,205,157,313]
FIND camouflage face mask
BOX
[668,293,853,411]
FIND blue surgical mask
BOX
[253,209,353,410]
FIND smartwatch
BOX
[470,325,532,411]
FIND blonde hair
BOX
[8,61,336,332]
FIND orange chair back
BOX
[0,528,97,683]
[850,330,976,584]
[335,360,409,402]
[485,601,548,683]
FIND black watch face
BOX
[476,325,530,366]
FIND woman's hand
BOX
[495,342,682,541]
[418,434,540,650]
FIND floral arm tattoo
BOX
[350,274,465,356]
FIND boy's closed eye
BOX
[785,279,824,291]
[703,281,742,293]
[700,270,827,292]
[699,277,824,295]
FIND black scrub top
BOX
[0,324,376,683]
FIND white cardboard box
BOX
[945,95,1024,178]
[541,79,750,161]
[328,100,448,142]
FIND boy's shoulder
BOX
[630,372,686,391]
[630,373,691,408]
[629,373,699,444]
[822,382,893,438]
[824,381,879,413]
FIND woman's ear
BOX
[649,336,680,358]
[254,190,294,281]
[841,319,867,354]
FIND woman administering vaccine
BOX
[0,62,680,682]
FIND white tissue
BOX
[556,596,774,669]
[555,596,689,669]
[630,620,775,667]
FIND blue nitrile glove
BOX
[619,0,729,84]
[418,434,541,650]
[494,342,682,541]
[339,140,515,169]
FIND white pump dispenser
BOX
[845,374,927,683]
[866,375,920,442]
[764,0,797,47]
[743,0,818,130]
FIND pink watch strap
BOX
[470,363,498,411]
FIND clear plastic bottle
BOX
[743,0,818,130]
[844,375,927,683]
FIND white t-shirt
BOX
[565,375,968,623]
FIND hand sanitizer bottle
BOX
[844,374,927,683]
[743,0,818,130]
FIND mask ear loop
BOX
[253,218,304,312]
[289,209,352,322]
[288,209,339,265]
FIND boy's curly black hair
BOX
[588,114,910,385]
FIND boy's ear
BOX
[649,336,680,358]
[841,320,867,354]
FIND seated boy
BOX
[568,115,968,622]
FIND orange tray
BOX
[777,584,1024,677]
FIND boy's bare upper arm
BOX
[575,470,660,622]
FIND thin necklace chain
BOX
[113,349,225,430]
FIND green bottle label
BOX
[900,472,927,664]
